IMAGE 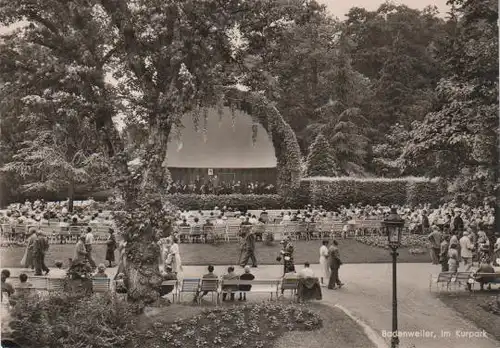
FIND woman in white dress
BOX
[169,237,183,274]
[157,236,172,271]
[319,240,330,285]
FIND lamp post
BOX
[383,207,405,348]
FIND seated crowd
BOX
[167,179,276,195]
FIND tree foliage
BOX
[402,0,498,205]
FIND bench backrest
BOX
[281,278,299,290]
[437,272,454,283]
[181,278,200,292]
[47,278,65,291]
[454,272,472,282]
[92,278,110,293]
[200,279,219,292]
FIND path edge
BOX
[333,303,388,348]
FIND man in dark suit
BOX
[328,240,344,289]
[239,221,257,268]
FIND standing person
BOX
[421,210,430,234]
[20,228,37,269]
[477,231,491,263]
[105,228,117,268]
[327,240,344,290]
[319,240,330,286]
[448,244,459,273]
[427,226,442,265]
[84,227,96,270]
[239,224,257,268]
[169,237,183,274]
[459,231,474,271]
[73,235,88,263]
[452,210,464,235]
[34,231,50,276]
[493,234,500,266]
[276,237,295,275]
[439,235,450,272]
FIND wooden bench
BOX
[429,272,454,292]
[160,280,179,302]
[280,277,299,299]
[178,278,201,303]
[470,272,500,291]
[220,279,280,300]
[92,278,111,293]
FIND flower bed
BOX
[481,296,500,316]
[161,303,322,348]
[7,292,322,348]
[355,235,428,249]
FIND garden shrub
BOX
[8,294,322,348]
[9,292,141,348]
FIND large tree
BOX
[344,3,447,133]
[0,0,317,304]
[402,0,498,210]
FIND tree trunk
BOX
[68,180,75,213]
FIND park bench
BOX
[47,278,65,292]
[198,278,219,304]
[160,280,179,302]
[220,279,280,301]
[470,272,500,291]
[92,278,111,294]
[429,272,454,292]
[280,277,299,299]
[177,278,201,303]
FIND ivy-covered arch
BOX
[223,88,303,197]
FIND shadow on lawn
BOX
[437,290,500,342]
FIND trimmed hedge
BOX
[299,177,440,210]
[164,194,283,210]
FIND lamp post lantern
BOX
[383,207,405,348]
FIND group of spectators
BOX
[167,179,276,195]
[0,199,112,228]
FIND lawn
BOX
[438,290,500,342]
[0,239,430,268]
[273,302,376,348]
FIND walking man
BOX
[84,227,97,270]
[327,240,344,289]
[427,225,442,265]
[239,223,257,268]
[34,231,50,276]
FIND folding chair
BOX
[199,278,219,304]
[178,278,200,303]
